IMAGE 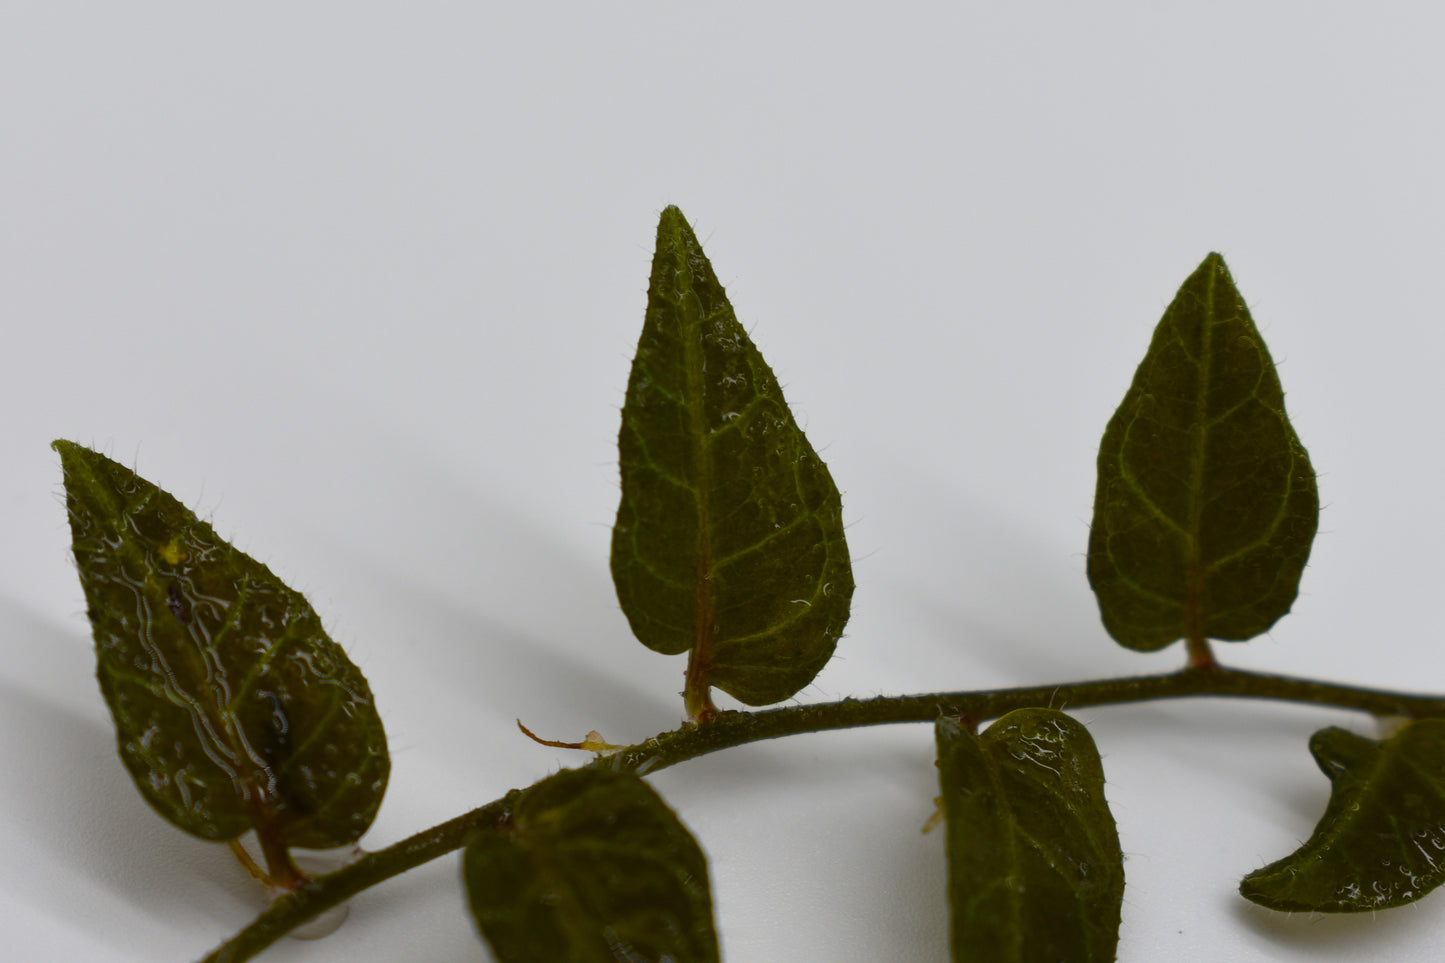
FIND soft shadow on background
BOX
[8,4,1445,961]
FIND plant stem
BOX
[683,649,718,723]
[202,793,518,963]
[254,824,307,891]
[198,663,1445,962]
[1185,632,1216,669]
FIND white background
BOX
[4,3,1445,961]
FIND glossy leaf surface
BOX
[464,767,718,963]
[1241,720,1445,912]
[936,709,1123,962]
[1087,253,1317,651]
[55,441,388,848]
[610,206,853,706]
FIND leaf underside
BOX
[1087,253,1318,651]
[464,767,719,963]
[1241,720,1445,912]
[55,441,388,849]
[610,205,853,705]
[936,709,1123,962]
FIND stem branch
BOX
[199,663,1445,962]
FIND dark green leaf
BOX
[1241,720,1445,912]
[54,441,388,852]
[610,206,853,710]
[1087,253,1318,651]
[936,709,1123,963]
[464,767,719,963]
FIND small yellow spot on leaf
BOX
[158,537,186,565]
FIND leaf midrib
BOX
[992,759,1027,961]
[118,510,249,780]
[1183,265,1216,647]
[678,239,718,692]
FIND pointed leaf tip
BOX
[1242,720,1445,912]
[610,207,853,709]
[1086,254,1318,652]
[56,442,388,850]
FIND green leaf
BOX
[464,767,719,963]
[610,205,853,713]
[936,709,1123,963]
[1241,720,1445,912]
[54,441,388,854]
[1087,253,1318,652]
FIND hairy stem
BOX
[199,663,1445,962]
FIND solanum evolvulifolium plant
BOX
[50,206,1445,962]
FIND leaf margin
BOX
[1086,252,1319,653]
[462,765,720,963]
[1241,719,1445,913]
[609,205,854,715]
[53,439,389,858]
[936,706,1124,962]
